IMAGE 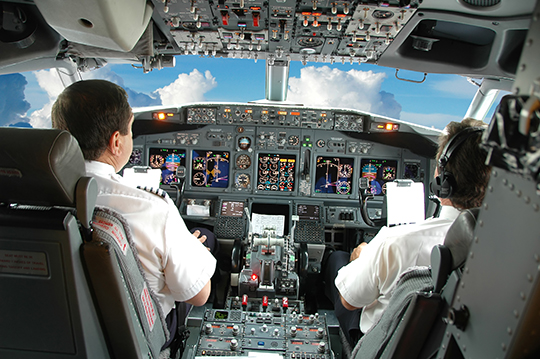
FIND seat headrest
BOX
[0,128,86,207]
[444,208,480,269]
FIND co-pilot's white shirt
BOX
[335,206,460,333]
[86,161,216,314]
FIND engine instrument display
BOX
[191,150,230,188]
[256,153,296,192]
[360,158,398,195]
[148,148,186,184]
[314,156,354,195]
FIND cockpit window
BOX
[0,58,506,129]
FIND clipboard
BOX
[386,180,425,226]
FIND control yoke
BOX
[359,177,377,227]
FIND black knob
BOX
[448,305,469,331]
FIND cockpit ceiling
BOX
[0,0,536,78]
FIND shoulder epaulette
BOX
[137,186,167,199]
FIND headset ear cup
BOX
[429,176,441,197]
[438,171,456,199]
[430,171,456,199]
[430,175,442,197]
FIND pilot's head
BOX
[433,118,491,209]
[51,80,133,164]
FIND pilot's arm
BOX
[340,293,360,311]
[185,280,211,306]
[335,231,400,310]
[162,203,217,308]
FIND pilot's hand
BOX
[350,242,368,262]
[192,229,210,250]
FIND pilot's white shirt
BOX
[86,161,216,315]
[335,205,460,334]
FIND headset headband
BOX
[439,126,485,168]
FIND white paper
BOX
[123,167,161,189]
[386,180,425,226]
[186,204,210,217]
[251,213,285,236]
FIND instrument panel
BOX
[129,103,437,231]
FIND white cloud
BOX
[430,76,478,99]
[29,69,64,128]
[400,111,464,130]
[287,66,401,118]
[156,69,217,105]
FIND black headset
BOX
[430,127,484,199]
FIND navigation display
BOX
[191,150,230,188]
[297,204,320,221]
[220,201,244,217]
[360,158,398,195]
[256,153,296,192]
[314,156,354,195]
[148,148,186,184]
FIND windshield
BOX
[0,56,505,130]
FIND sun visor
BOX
[34,0,153,52]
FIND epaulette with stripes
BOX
[137,186,167,199]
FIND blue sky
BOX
[0,55,495,130]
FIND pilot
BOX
[51,79,217,352]
[323,118,491,345]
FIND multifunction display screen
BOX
[360,158,398,195]
[148,148,186,184]
[314,156,354,195]
[256,153,296,192]
[220,201,244,217]
[297,204,320,221]
[191,150,230,188]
